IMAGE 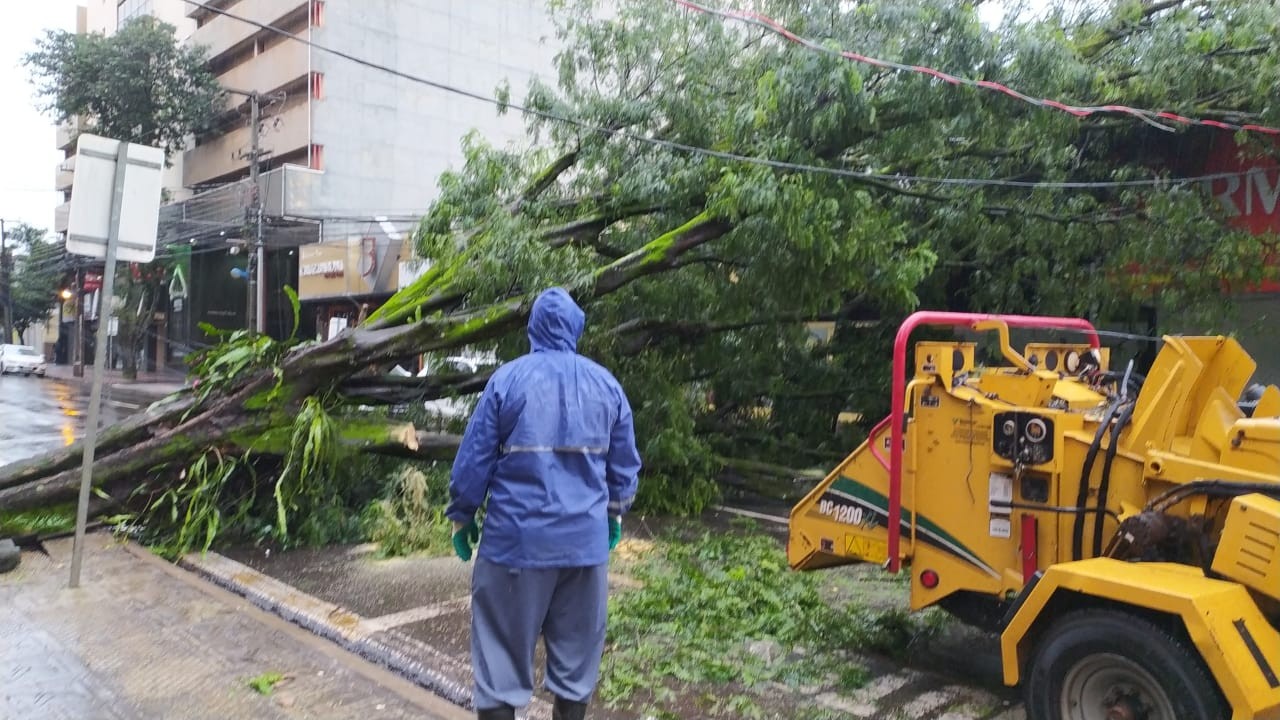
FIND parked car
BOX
[0,344,48,377]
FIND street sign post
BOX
[65,134,163,588]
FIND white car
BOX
[0,345,48,377]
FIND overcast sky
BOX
[0,1,1040,239]
[0,1,77,235]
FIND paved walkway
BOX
[206,528,1025,720]
[43,363,188,399]
[0,533,468,720]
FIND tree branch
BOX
[1078,0,1200,58]
[338,371,493,405]
[540,203,670,258]
[513,148,580,212]
[608,311,835,354]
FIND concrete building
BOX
[162,0,559,343]
[54,0,560,368]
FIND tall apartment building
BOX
[181,0,553,209]
[165,0,558,342]
[56,0,559,353]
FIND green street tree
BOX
[3,0,1277,552]
[25,15,223,379]
[7,224,69,341]
[25,15,223,156]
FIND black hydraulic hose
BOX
[1095,370,1146,397]
[1074,400,1123,560]
[1094,401,1135,557]
[1147,479,1280,513]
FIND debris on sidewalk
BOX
[0,538,19,574]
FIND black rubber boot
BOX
[552,696,588,720]
[476,704,515,720]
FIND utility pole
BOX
[229,88,268,334]
[247,91,261,333]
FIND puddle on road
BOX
[0,379,131,466]
[59,384,78,447]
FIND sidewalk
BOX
[202,512,1025,720]
[43,363,188,400]
[0,533,469,720]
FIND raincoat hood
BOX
[527,287,584,353]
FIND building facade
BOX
[166,0,558,344]
[56,0,560,361]
[1198,135,1280,382]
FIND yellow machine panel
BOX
[1214,493,1280,602]
[789,312,1280,720]
[1023,343,1110,376]
[787,421,896,571]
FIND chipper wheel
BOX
[1024,609,1228,720]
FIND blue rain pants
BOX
[470,556,608,710]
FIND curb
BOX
[179,551,554,720]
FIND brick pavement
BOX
[0,533,469,720]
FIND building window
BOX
[311,72,324,100]
[310,144,324,171]
[312,1,325,27]
[116,0,153,26]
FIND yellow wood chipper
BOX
[788,311,1280,720]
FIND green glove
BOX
[608,516,622,551]
[452,519,480,562]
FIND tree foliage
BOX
[113,261,170,379]
[413,0,1279,500]
[24,15,223,157]
[4,0,1280,548]
[7,224,67,339]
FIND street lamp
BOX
[60,289,73,300]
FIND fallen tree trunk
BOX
[0,393,194,492]
[338,371,494,406]
[0,208,737,541]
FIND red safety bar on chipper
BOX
[885,312,1100,573]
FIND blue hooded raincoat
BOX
[446,288,642,568]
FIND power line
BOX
[674,0,1280,137]
[179,0,1268,192]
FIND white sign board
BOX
[66,134,164,263]
[327,316,349,340]
[398,258,433,289]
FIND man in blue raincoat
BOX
[447,287,642,720]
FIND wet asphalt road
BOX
[0,374,130,468]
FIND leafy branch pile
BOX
[600,522,946,718]
[3,0,1278,551]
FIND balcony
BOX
[56,160,74,192]
[55,202,70,234]
[183,100,310,187]
[190,0,308,63]
[217,39,309,111]
[56,118,80,151]
[186,0,235,20]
